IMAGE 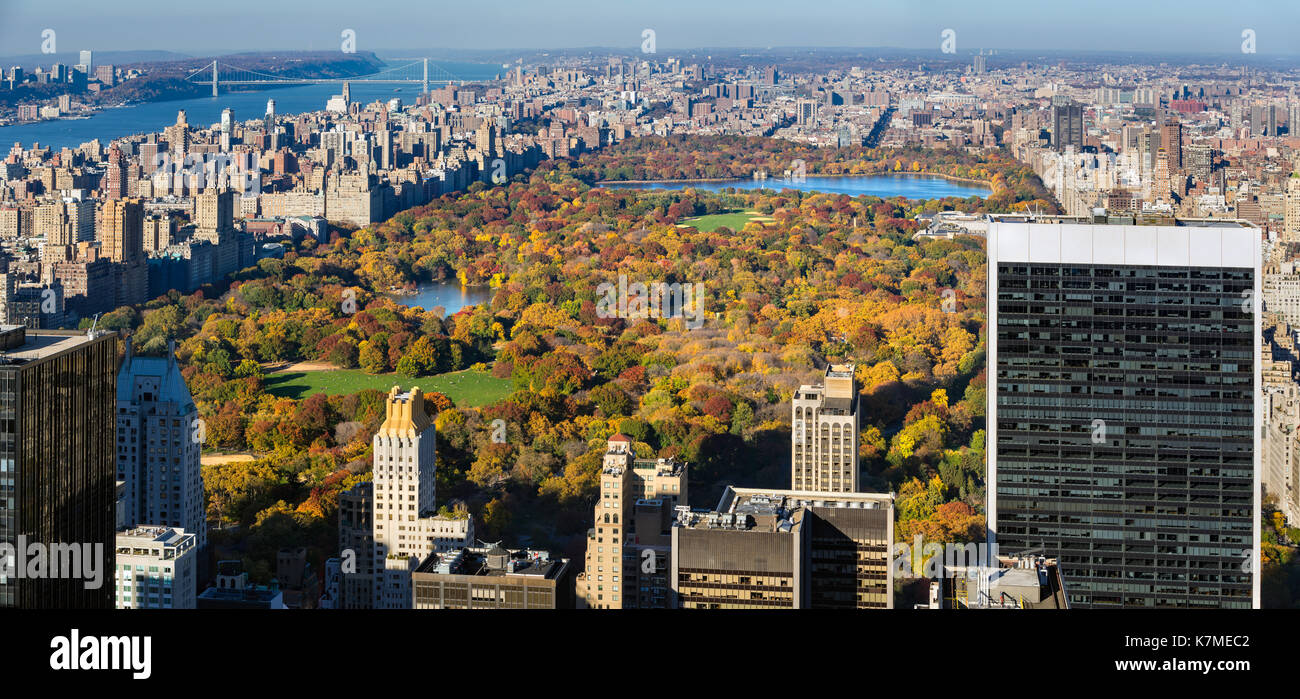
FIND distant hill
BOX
[0,50,191,71]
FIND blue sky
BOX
[0,0,1297,55]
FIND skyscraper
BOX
[371,387,472,609]
[791,364,859,492]
[574,435,687,609]
[0,326,118,609]
[1051,100,1083,152]
[336,481,373,609]
[1161,119,1183,171]
[99,198,147,306]
[1283,175,1300,244]
[987,218,1260,608]
[115,339,207,564]
[220,108,234,152]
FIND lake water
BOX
[389,282,493,316]
[0,61,502,151]
[602,174,991,199]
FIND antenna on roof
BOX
[87,312,101,336]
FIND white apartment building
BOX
[114,526,197,609]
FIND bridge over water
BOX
[182,58,468,96]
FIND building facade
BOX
[791,364,859,492]
[412,545,573,610]
[987,219,1260,608]
[575,435,687,609]
[0,326,118,608]
[115,339,207,561]
[670,487,894,609]
[114,525,197,609]
[371,387,473,609]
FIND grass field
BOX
[263,368,513,407]
[678,210,772,232]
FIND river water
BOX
[0,61,502,150]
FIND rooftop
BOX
[0,326,111,366]
[415,545,567,580]
[988,219,1259,269]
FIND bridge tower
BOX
[423,58,429,95]
[211,60,218,97]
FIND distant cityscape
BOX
[2,26,1300,613]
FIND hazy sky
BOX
[1,0,1297,55]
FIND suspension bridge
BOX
[182,58,467,97]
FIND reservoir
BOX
[601,174,991,199]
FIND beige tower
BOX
[371,386,473,609]
[1284,175,1300,244]
[791,364,860,492]
[576,435,686,609]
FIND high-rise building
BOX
[1283,175,1300,244]
[791,364,859,492]
[0,326,118,608]
[192,190,244,279]
[575,435,686,609]
[115,338,207,563]
[670,487,894,609]
[987,218,1260,608]
[79,50,93,71]
[104,145,126,199]
[114,525,197,609]
[795,98,819,126]
[99,198,148,306]
[1161,119,1183,171]
[220,108,234,151]
[336,481,373,609]
[1051,100,1083,152]
[164,111,189,160]
[371,387,473,609]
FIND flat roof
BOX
[0,327,110,365]
[988,221,1260,269]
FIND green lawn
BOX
[263,368,513,407]
[678,210,770,232]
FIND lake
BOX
[388,282,493,316]
[0,61,502,151]
[601,174,991,199]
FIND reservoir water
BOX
[602,174,991,199]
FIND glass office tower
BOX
[0,327,118,608]
[988,220,1259,608]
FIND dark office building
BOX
[1051,100,1084,152]
[412,545,573,610]
[0,326,118,608]
[671,488,894,609]
[336,481,373,609]
[988,219,1259,608]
